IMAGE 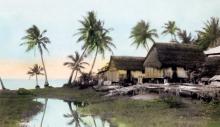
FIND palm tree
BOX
[64,51,89,85]
[87,26,115,75]
[27,64,44,88]
[197,17,220,50]
[76,11,115,76]
[177,30,194,44]
[130,20,158,51]
[162,21,179,42]
[21,25,50,87]
[0,77,6,90]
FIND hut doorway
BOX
[172,66,178,82]
[127,70,132,82]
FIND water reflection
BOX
[26,98,110,127]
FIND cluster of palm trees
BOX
[20,10,220,88]
[130,17,220,51]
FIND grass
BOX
[1,87,220,127]
[0,91,42,127]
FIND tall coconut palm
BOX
[87,25,115,75]
[21,25,51,87]
[177,30,194,44]
[27,64,44,88]
[76,11,115,76]
[162,21,179,42]
[197,17,220,50]
[130,20,158,51]
[64,51,89,85]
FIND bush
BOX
[17,88,33,95]
[160,93,185,108]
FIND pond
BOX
[24,98,111,127]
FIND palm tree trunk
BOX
[40,52,49,87]
[40,98,48,127]
[73,47,88,71]
[68,70,75,85]
[174,34,178,43]
[73,70,78,82]
[89,47,98,76]
[0,77,6,90]
[35,74,39,87]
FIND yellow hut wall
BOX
[144,67,188,79]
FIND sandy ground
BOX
[130,93,159,101]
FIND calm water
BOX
[24,98,110,127]
[0,79,66,90]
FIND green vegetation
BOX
[64,51,89,86]
[162,21,179,42]
[130,20,158,51]
[197,17,220,50]
[0,91,42,127]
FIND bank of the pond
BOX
[1,87,220,127]
[0,91,42,127]
[32,87,220,127]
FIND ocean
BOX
[0,79,67,90]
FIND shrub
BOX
[17,88,33,95]
[160,93,185,108]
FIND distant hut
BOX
[201,56,220,84]
[143,43,205,83]
[105,56,145,84]
[204,46,220,57]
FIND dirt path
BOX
[130,93,159,101]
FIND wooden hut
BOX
[105,56,145,84]
[143,43,205,83]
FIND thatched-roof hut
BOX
[202,56,220,78]
[104,56,145,83]
[143,43,205,82]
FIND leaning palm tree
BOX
[130,20,158,51]
[162,21,179,42]
[177,30,194,44]
[76,11,115,76]
[64,51,89,85]
[197,17,220,50]
[27,64,44,88]
[87,25,115,75]
[0,77,6,90]
[21,25,51,87]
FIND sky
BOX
[0,0,219,79]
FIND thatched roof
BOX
[204,46,220,55]
[109,56,145,71]
[202,56,220,77]
[144,43,205,69]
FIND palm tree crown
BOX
[130,20,158,51]
[27,64,44,77]
[177,30,194,44]
[162,21,179,42]
[21,25,50,86]
[197,17,220,50]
